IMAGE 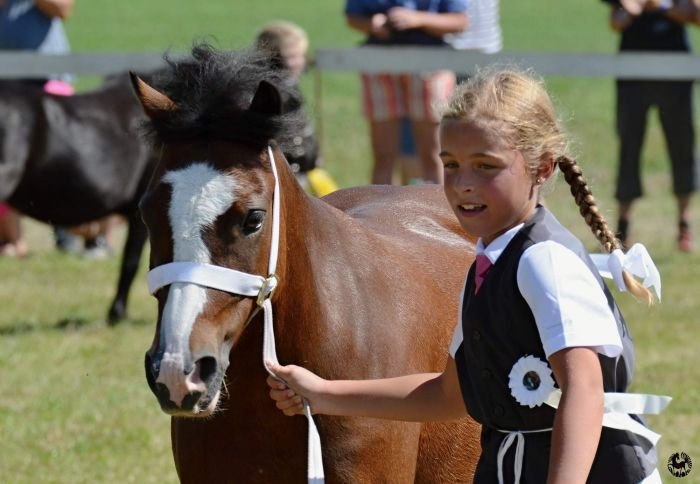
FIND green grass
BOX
[2,0,700,482]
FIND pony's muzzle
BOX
[145,350,220,414]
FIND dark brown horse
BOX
[136,46,480,483]
[0,74,158,322]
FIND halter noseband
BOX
[146,146,324,483]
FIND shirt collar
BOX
[476,223,525,264]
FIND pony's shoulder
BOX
[321,184,474,243]
[322,184,448,215]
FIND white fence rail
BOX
[1,48,700,80]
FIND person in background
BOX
[400,0,502,185]
[268,68,668,483]
[0,202,27,257]
[445,0,502,60]
[254,20,338,197]
[604,0,700,252]
[345,0,467,185]
[0,0,74,257]
[0,0,117,258]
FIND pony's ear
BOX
[249,80,283,115]
[129,72,177,119]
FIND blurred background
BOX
[1,0,698,482]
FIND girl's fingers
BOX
[266,374,287,391]
[269,388,296,402]
[275,395,304,415]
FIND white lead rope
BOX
[148,147,324,483]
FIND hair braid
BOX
[557,156,619,253]
[557,156,654,304]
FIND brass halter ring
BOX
[256,273,279,307]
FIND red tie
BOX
[474,254,492,293]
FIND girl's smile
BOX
[440,118,541,245]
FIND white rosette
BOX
[507,355,556,408]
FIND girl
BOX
[267,69,667,483]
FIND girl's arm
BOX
[267,356,467,422]
[547,347,604,484]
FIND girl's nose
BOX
[455,173,474,192]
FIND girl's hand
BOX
[266,362,327,416]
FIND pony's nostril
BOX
[197,356,218,385]
[144,352,158,394]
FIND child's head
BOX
[442,68,570,178]
[441,68,654,303]
[254,20,309,79]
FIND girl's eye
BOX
[442,159,459,169]
[477,162,497,170]
[242,209,266,234]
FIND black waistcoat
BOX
[453,206,636,431]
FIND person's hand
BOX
[619,0,645,15]
[386,7,423,31]
[266,362,327,416]
[370,13,392,39]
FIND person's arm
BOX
[546,347,604,484]
[649,0,700,26]
[346,13,392,40]
[267,356,468,422]
[34,0,74,19]
[386,8,467,36]
[609,5,637,31]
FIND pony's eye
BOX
[242,209,266,234]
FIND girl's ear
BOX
[535,153,557,183]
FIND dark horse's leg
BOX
[108,209,148,324]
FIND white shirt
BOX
[449,224,623,359]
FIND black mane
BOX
[145,44,306,149]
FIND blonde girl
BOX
[268,69,667,483]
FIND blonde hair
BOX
[254,20,309,59]
[444,68,653,304]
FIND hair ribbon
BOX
[590,243,661,301]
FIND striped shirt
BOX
[445,0,502,54]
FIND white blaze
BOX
[156,163,238,399]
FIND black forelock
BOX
[143,43,306,149]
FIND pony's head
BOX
[133,45,306,416]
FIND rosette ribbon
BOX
[498,355,671,484]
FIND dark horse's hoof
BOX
[107,301,127,326]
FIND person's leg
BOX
[615,80,651,246]
[405,71,455,184]
[397,117,422,185]
[369,119,401,184]
[361,72,403,184]
[55,228,83,253]
[676,195,694,252]
[0,206,28,257]
[411,120,443,184]
[657,81,696,252]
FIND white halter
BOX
[147,146,325,483]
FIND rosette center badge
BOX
[508,355,555,408]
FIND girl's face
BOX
[440,118,542,246]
